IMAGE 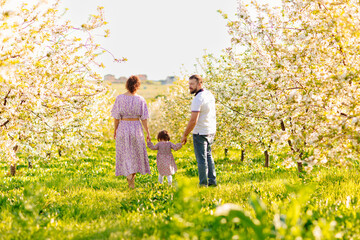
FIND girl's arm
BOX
[170,142,182,151]
[147,141,159,150]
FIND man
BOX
[181,75,217,187]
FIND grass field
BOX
[1,140,360,239]
[107,81,171,100]
[2,80,360,239]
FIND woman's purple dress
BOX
[111,94,151,176]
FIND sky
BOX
[58,0,239,80]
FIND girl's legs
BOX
[158,174,164,184]
[167,175,173,185]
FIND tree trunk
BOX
[28,160,33,169]
[297,162,303,173]
[264,150,269,167]
[10,145,18,176]
[280,120,286,131]
[241,149,245,162]
[224,148,228,158]
[280,120,295,152]
[10,164,16,176]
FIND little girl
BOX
[147,130,182,185]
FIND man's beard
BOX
[190,88,197,94]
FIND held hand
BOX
[146,135,151,142]
[181,135,187,145]
[114,131,116,139]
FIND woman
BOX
[111,75,151,188]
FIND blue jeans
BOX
[193,133,217,186]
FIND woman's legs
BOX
[127,173,136,189]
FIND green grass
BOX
[1,141,360,239]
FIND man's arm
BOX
[181,111,200,145]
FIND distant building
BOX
[104,74,116,82]
[161,76,177,85]
[104,74,127,83]
[137,74,148,81]
[104,74,152,83]
[118,76,127,82]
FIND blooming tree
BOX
[151,0,360,171]
[0,0,123,175]
[148,77,192,142]
[205,0,360,170]
[236,0,360,169]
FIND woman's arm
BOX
[114,118,120,139]
[141,119,151,142]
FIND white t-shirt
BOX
[191,89,216,135]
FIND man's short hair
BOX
[189,75,203,84]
